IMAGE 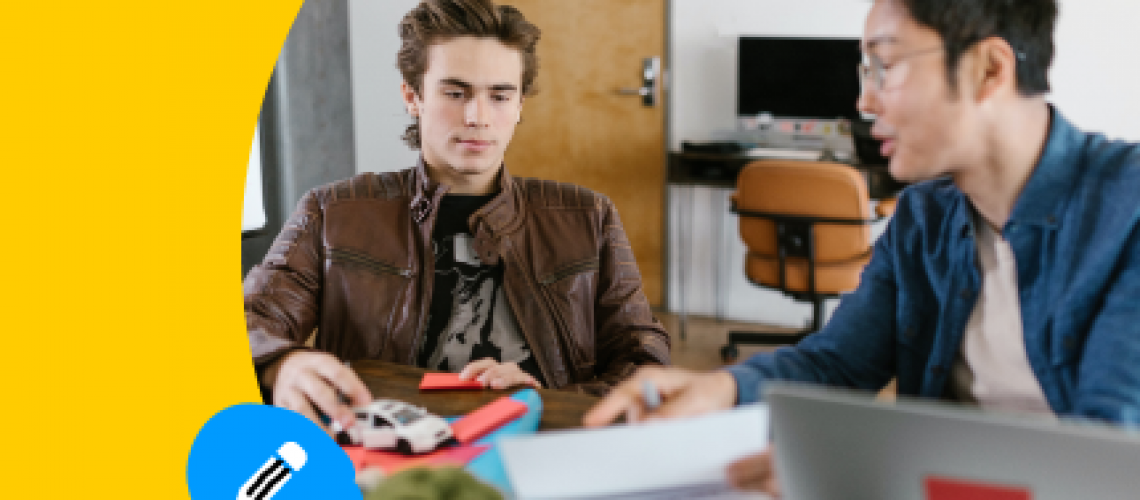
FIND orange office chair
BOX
[876,196,898,218]
[721,160,878,362]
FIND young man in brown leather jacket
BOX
[244,0,670,432]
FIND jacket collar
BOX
[955,105,1082,238]
[1006,105,1082,229]
[409,156,525,239]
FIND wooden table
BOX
[349,360,599,431]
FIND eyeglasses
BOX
[857,46,942,91]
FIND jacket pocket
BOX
[539,258,600,378]
[325,247,414,358]
[540,257,600,285]
[329,247,412,278]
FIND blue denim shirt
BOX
[727,108,1140,425]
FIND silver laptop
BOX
[767,383,1140,500]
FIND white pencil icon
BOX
[238,442,307,500]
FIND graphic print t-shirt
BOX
[416,194,546,386]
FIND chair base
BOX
[721,329,813,363]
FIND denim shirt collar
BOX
[954,105,1083,238]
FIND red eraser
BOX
[925,476,1032,500]
[419,372,485,391]
[450,396,528,443]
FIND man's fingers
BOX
[279,390,325,432]
[459,358,498,380]
[299,369,353,426]
[646,395,706,420]
[338,370,373,408]
[583,379,645,427]
[759,448,779,496]
[484,365,522,389]
[727,453,770,491]
[474,363,500,385]
[310,357,372,408]
[728,450,779,495]
[487,375,508,389]
[624,403,642,424]
[270,352,373,432]
[584,366,687,427]
[764,476,781,498]
[475,363,541,390]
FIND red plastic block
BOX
[450,397,528,443]
[342,446,369,471]
[926,476,1032,500]
[420,372,485,391]
[341,444,490,474]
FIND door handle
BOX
[614,56,660,107]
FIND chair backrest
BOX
[734,160,872,263]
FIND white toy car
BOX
[341,400,454,454]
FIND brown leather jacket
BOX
[245,162,671,395]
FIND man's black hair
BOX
[899,0,1057,96]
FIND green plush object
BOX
[365,467,504,500]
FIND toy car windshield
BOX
[392,407,423,425]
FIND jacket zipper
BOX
[539,258,600,285]
[329,248,413,277]
[408,191,444,365]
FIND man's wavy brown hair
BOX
[398,0,541,149]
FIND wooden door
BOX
[503,0,666,306]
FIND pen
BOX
[642,380,662,411]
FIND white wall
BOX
[669,0,871,151]
[1051,0,1140,141]
[667,0,1140,327]
[668,0,873,327]
[348,0,421,174]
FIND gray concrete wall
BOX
[242,0,356,276]
[277,0,357,206]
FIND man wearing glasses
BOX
[587,0,1140,494]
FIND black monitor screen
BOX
[737,37,862,119]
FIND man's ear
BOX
[517,96,525,122]
[971,36,1019,104]
[401,81,420,116]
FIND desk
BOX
[349,360,598,431]
[666,151,903,338]
[668,151,902,198]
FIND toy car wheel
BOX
[396,438,413,455]
[334,430,353,446]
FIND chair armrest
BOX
[874,197,898,220]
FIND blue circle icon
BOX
[186,404,361,500]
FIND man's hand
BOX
[267,351,373,432]
[727,448,781,496]
[582,366,738,427]
[458,358,542,390]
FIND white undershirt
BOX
[950,215,1054,417]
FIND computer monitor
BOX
[737,37,862,120]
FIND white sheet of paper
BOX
[499,404,770,500]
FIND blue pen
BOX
[642,380,662,411]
